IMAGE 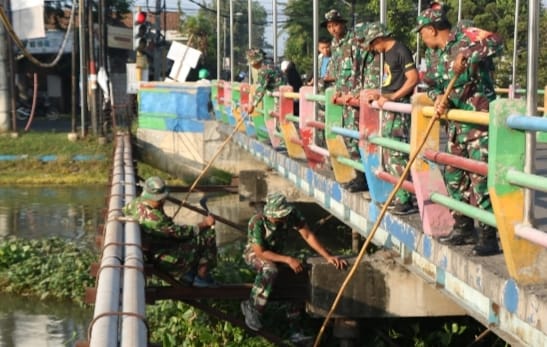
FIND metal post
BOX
[510,0,520,99]
[154,0,161,81]
[416,0,422,69]
[248,0,252,83]
[458,0,462,21]
[312,0,318,94]
[79,0,87,138]
[272,0,277,64]
[88,2,98,135]
[217,0,221,79]
[0,0,10,132]
[523,0,539,226]
[230,0,234,82]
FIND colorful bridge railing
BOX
[211,80,547,284]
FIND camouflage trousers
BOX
[444,128,492,229]
[381,110,411,204]
[243,247,279,312]
[342,105,360,160]
[145,227,217,276]
[315,104,326,148]
[243,247,303,323]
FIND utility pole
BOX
[0,1,10,132]
[79,0,88,138]
[154,0,161,81]
[88,1,97,135]
[98,0,106,135]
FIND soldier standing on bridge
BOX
[245,48,285,115]
[356,22,419,215]
[415,2,503,256]
[240,192,347,338]
[323,9,368,192]
[122,176,219,287]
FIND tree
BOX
[283,0,417,77]
[179,0,267,79]
[283,0,546,91]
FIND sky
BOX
[133,0,286,55]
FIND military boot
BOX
[344,172,368,193]
[439,216,476,245]
[472,227,501,256]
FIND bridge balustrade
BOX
[211,80,547,285]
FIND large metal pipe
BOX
[90,136,125,347]
[121,135,147,347]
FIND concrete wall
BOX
[307,250,465,318]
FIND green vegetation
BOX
[0,237,96,305]
[0,133,113,185]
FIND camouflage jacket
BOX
[245,209,306,253]
[252,63,285,107]
[327,31,363,94]
[122,196,197,241]
[356,50,382,94]
[423,24,503,113]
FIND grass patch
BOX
[0,133,113,185]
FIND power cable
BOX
[0,1,75,68]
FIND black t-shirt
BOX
[381,41,415,94]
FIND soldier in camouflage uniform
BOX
[415,3,503,256]
[323,9,368,192]
[246,48,286,115]
[240,192,347,333]
[355,22,419,215]
[122,176,218,287]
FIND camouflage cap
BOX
[321,9,347,28]
[263,192,293,219]
[413,3,447,33]
[355,22,391,46]
[141,176,169,201]
[246,48,265,64]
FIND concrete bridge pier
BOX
[307,250,465,319]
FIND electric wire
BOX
[0,1,75,68]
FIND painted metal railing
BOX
[211,80,547,284]
[87,133,147,347]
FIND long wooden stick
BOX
[172,108,248,218]
[166,195,246,233]
[313,74,460,347]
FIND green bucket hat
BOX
[355,22,391,46]
[246,48,265,64]
[321,9,347,28]
[413,3,447,33]
[263,192,293,219]
[141,176,169,201]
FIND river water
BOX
[0,186,262,347]
[0,186,346,346]
[0,186,105,347]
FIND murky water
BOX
[0,186,347,346]
[0,186,105,347]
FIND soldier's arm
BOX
[251,70,268,107]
